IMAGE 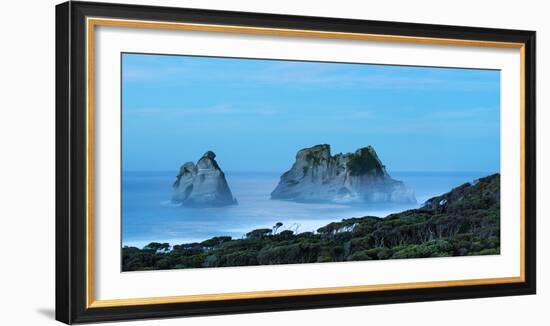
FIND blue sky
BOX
[122,53,500,173]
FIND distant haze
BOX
[122,53,500,174]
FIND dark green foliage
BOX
[200,236,232,247]
[122,174,500,271]
[143,242,170,252]
[346,149,384,176]
[246,228,272,239]
[391,240,453,259]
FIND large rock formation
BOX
[172,151,237,207]
[271,144,416,204]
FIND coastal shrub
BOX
[201,236,232,247]
[155,258,171,269]
[363,247,393,260]
[246,228,272,240]
[296,231,315,239]
[348,236,374,253]
[221,251,259,266]
[276,230,295,240]
[256,243,313,265]
[392,240,453,259]
[347,250,372,261]
[143,242,170,253]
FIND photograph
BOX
[51,1,537,324]
[120,53,501,271]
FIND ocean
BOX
[122,171,491,248]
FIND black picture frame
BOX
[56,1,536,324]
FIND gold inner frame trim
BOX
[85,17,527,308]
[89,277,522,308]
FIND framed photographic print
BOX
[56,1,536,324]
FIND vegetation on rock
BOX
[346,146,386,176]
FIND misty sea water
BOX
[121,171,493,248]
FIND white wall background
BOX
[0,0,546,325]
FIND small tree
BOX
[272,222,283,234]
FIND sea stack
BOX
[271,144,416,204]
[172,151,237,207]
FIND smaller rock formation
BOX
[172,151,237,207]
